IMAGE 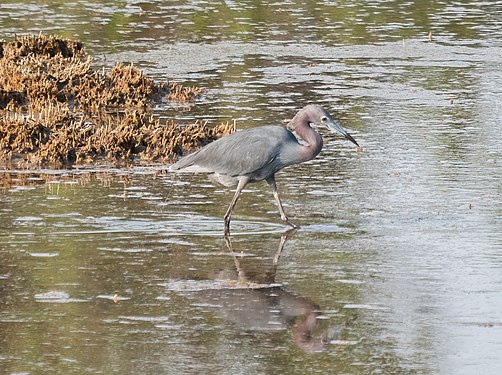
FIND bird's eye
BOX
[321,116,327,122]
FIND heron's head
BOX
[289,104,359,147]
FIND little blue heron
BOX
[171,104,359,235]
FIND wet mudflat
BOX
[1,1,502,374]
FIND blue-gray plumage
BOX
[171,104,359,235]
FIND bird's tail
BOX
[169,149,201,171]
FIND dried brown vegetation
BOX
[0,34,234,168]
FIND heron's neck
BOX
[292,118,323,162]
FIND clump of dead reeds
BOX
[0,34,233,168]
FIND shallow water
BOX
[1,1,502,374]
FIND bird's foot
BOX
[224,221,232,237]
[283,217,300,229]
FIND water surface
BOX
[1,1,502,374]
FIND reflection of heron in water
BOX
[185,229,355,354]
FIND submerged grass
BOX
[0,34,234,168]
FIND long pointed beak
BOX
[326,119,359,147]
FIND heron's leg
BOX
[224,177,248,236]
[266,176,299,228]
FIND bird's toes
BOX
[284,218,300,229]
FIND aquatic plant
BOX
[0,34,233,167]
